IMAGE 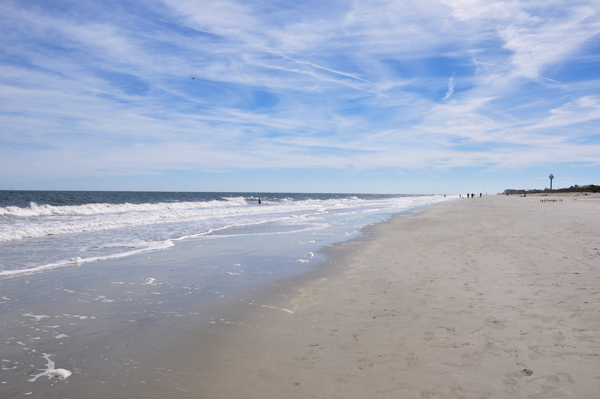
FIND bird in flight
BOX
[191,76,195,79]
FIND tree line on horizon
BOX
[504,184,599,194]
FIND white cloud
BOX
[500,6,600,79]
[532,96,600,130]
[443,76,455,100]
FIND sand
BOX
[172,194,600,398]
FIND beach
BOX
[172,193,600,398]
[0,192,448,398]
[2,193,599,398]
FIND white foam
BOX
[0,241,175,278]
[262,305,293,314]
[23,314,50,322]
[305,252,314,258]
[197,224,329,242]
[290,214,311,218]
[0,195,451,243]
[296,259,309,263]
[0,198,248,218]
[0,199,254,241]
[62,314,87,320]
[103,240,174,250]
[28,353,72,381]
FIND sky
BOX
[1,0,599,194]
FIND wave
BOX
[0,195,454,275]
[0,239,175,278]
[0,195,450,243]
[0,197,249,218]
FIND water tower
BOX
[549,174,554,189]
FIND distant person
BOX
[258,198,261,204]
[480,193,482,197]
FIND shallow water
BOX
[0,191,446,275]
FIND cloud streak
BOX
[443,76,455,100]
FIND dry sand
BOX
[173,194,600,398]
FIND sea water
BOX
[0,191,449,276]
[0,191,451,397]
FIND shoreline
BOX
[167,194,600,398]
[0,198,444,399]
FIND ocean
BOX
[0,191,451,397]
[0,191,450,276]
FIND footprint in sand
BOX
[406,354,418,366]
[421,390,444,398]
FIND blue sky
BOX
[1,0,599,194]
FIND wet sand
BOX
[175,194,600,398]
[0,233,321,399]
